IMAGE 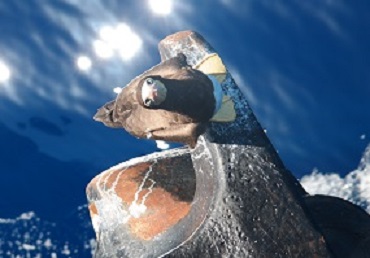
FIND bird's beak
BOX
[93,100,122,128]
[142,80,167,107]
[145,85,158,101]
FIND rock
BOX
[305,195,370,258]
[87,149,200,257]
[87,31,331,257]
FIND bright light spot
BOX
[99,26,119,48]
[116,24,142,60]
[113,87,122,94]
[22,244,36,251]
[0,61,11,82]
[93,40,113,59]
[76,56,92,71]
[95,23,142,61]
[149,0,173,15]
[156,140,170,150]
[19,212,36,220]
[129,202,147,218]
[361,134,366,140]
[44,239,53,248]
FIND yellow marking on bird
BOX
[195,53,236,122]
[194,53,227,83]
[210,95,236,122]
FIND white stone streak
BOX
[110,169,123,192]
[142,179,156,206]
[129,164,156,218]
[93,167,130,234]
[92,160,159,236]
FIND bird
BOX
[94,53,235,147]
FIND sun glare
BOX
[93,40,114,59]
[0,60,11,82]
[94,23,142,61]
[76,56,92,71]
[148,0,173,15]
[113,87,122,94]
[156,140,170,150]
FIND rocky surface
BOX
[86,31,331,257]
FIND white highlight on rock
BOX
[113,87,122,94]
[0,60,11,82]
[95,23,142,60]
[92,167,131,234]
[128,202,147,218]
[92,161,157,236]
[129,165,156,218]
[76,56,92,71]
[148,0,173,15]
[156,140,170,150]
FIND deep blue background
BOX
[0,0,369,222]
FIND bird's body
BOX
[94,53,221,147]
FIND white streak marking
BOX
[129,164,156,218]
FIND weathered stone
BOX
[87,31,331,257]
[305,195,370,258]
[87,149,200,257]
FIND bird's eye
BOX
[144,99,152,106]
[146,78,154,85]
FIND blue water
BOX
[0,1,369,255]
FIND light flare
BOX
[94,23,142,61]
[148,0,173,15]
[113,87,122,94]
[0,60,11,82]
[156,140,170,150]
[93,40,114,59]
[76,56,92,71]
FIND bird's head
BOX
[140,76,167,107]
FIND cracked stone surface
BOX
[87,31,331,258]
